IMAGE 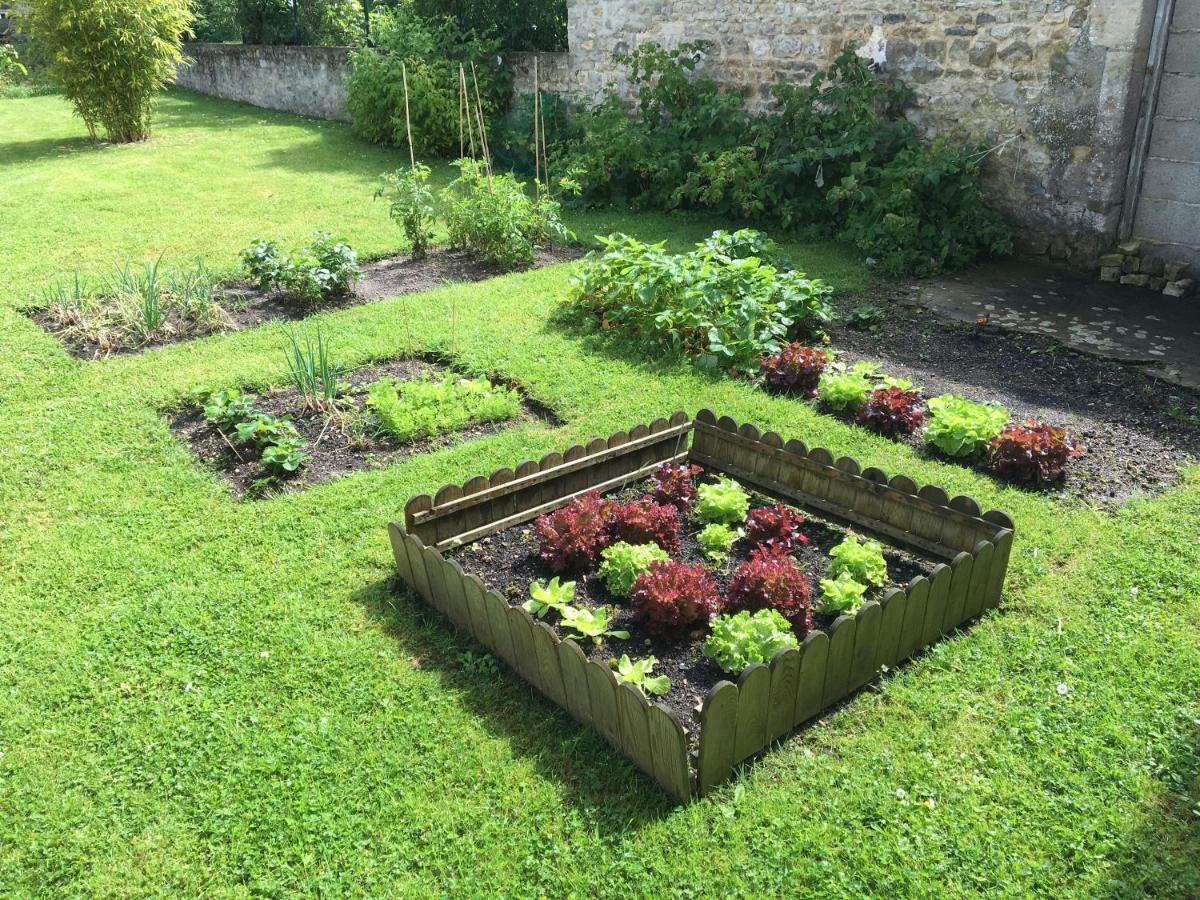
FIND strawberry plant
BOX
[650,462,703,512]
[558,605,630,646]
[610,655,670,696]
[203,388,256,432]
[727,547,814,635]
[925,394,1010,458]
[988,421,1081,485]
[702,609,800,674]
[695,478,751,526]
[827,535,888,587]
[629,560,722,638]
[698,523,740,563]
[523,577,576,618]
[607,497,681,554]
[234,413,300,450]
[597,542,670,598]
[858,386,926,437]
[535,491,615,574]
[744,504,808,554]
[818,572,869,614]
[759,344,830,396]
[260,436,308,476]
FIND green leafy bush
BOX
[695,478,751,526]
[414,0,567,52]
[925,394,1010,458]
[702,609,799,674]
[522,577,575,618]
[376,163,437,260]
[818,572,868,615]
[0,44,28,89]
[240,233,360,306]
[817,361,881,412]
[597,542,670,598]
[564,230,832,373]
[698,523,739,563]
[346,6,510,156]
[610,654,670,696]
[235,0,362,45]
[23,0,193,142]
[556,44,1010,276]
[440,158,573,270]
[367,373,521,443]
[827,535,888,587]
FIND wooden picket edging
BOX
[388,410,1015,802]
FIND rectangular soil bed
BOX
[388,411,1015,801]
[171,357,555,499]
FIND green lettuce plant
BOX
[523,577,575,618]
[827,535,888,587]
[558,605,630,646]
[698,523,740,563]
[818,361,881,412]
[925,394,1010,458]
[695,478,751,526]
[818,572,869,614]
[610,655,670,696]
[597,542,670,598]
[702,609,799,674]
[367,374,521,444]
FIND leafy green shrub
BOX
[23,0,193,142]
[367,373,521,444]
[818,572,868,615]
[346,6,510,156]
[375,163,437,260]
[610,654,670,696]
[0,44,28,89]
[827,535,888,587]
[556,44,1011,276]
[564,230,832,373]
[925,394,1010,458]
[817,361,880,412]
[702,609,799,674]
[523,576,575,618]
[235,0,362,45]
[695,478,751,526]
[415,0,567,52]
[698,523,739,563]
[439,158,573,270]
[241,233,360,306]
[598,541,670,598]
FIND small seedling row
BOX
[172,357,553,499]
[388,411,1014,801]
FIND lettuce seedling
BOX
[598,542,670,598]
[523,577,576,618]
[611,654,670,696]
[558,605,630,646]
[925,394,1010,458]
[698,523,740,563]
[695,478,751,526]
[234,413,300,450]
[827,535,888,587]
[702,609,800,674]
[818,571,869,614]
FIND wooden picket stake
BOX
[401,61,415,170]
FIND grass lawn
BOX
[0,91,1197,896]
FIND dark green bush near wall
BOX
[414,0,566,52]
[346,5,510,156]
[556,43,1012,277]
[234,0,363,46]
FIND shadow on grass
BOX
[0,134,108,166]
[351,574,680,828]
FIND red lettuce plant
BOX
[727,547,814,636]
[535,491,614,573]
[988,420,1081,485]
[759,344,830,396]
[858,386,926,437]
[650,462,703,512]
[744,504,808,554]
[629,560,722,638]
[607,496,681,554]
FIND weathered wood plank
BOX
[733,663,771,764]
[506,605,541,688]
[822,615,857,708]
[848,600,883,693]
[793,629,830,727]
[531,621,567,708]
[876,587,907,670]
[388,523,413,586]
[616,681,656,779]
[585,659,622,749]
[896,576,931,664]
[696,681,739,795]
[647,706,692,803]
[963,540,994,622]
[942,551,975,632]
[401,532,433,604]
[921,563,954,648]
[766,647,801,744]
[445,557,487,643]
[984,528,1014,610]
[556,639,592,725]
[477,580,518,667]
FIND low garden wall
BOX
[175,43,352,122]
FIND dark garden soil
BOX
[35,245,583,360]
[170,357,555,499]
[450,470,939,739]
[825,286,1200,507]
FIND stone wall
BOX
[175,43,352,122]
[552,0,1161,265]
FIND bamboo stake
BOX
[470,62,493,179]
[539,75,551,197]
[459,65,476,160]
[401,61,415,169]
[458,64,465,159]
[533,56,541,194]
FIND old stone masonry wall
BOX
[559,0,1159,264]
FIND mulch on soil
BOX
[451,470,938,738]
[827,286,1200,507]
[170,358,554,499]
[35,245,583,359]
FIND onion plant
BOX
[284,326,339,410]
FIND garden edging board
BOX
[387,410,1015,801]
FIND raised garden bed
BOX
[171,358,554,498]
[31,246,581,360]
[388,410,1015,801]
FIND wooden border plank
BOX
[822,615,856,707]
[585,658,622,749]
[648,707,692,802]
[556,639,593,724]
[848,600,883,693]
[733,663,771,764]
[766,647,801,744]
[896,576,931,663]
[963,540,994,622]
[793,630,829,727]
[942,551,975,632]
[697,681,739,795]
[876,587,907,670]
[984,528,1014,610]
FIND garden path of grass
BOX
[0,92,1196,896]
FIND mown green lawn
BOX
[0,91,1196,897]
